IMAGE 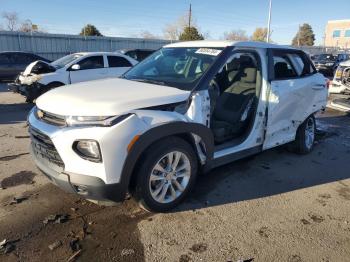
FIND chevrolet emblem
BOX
[37,110,44,119]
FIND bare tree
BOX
[139,30,158,39]
[223,30,249,41]
[19,19,33,32]
[163,14,197,40]
[2,11,19,31]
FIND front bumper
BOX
[10,82,45,101]
[27,108,148,203]
[30,144,127,203]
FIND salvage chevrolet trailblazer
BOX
[28,41,328,212]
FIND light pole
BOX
[267,0,272,43]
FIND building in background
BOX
[325,20,350,49]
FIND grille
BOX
[29,126,64,168]
[37,109,66,126]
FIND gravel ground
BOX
[0,82,350,262]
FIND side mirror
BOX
[70,64,80,71]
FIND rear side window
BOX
[271,50,316,80]
[78,56,104,70]
[107,56,132,67]
[273,55,297,79]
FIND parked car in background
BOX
[12,52,138,102]
[329,59,350,94]
[120,49,156,62]
[332,53,350,74]
[0,51,51,81]
[28,41,327,212]
[313,54,337,76]
[313,53,337,76]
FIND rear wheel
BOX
[134,137,198,212]
[292,115,316,154]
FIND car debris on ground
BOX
[43,214,69,224]
[0,239,19,254]
[48,240,62,251]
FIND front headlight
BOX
[326,63,334,66]
[66,114,132,127]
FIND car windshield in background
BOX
[51,54,84,69]
[123,47,223,90]
[317,54,336,61]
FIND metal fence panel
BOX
[0,31,173,60]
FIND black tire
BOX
[134,137,198,212]
[292,115,316,154]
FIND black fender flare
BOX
[118,121,214,193]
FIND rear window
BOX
[107,56,132,67]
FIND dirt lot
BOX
[0,82,350,262]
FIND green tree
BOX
[179,26,204,41]
[251,27,268,42]
[292,23,315,46]
[79,24,103,36]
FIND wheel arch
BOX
[47,81,65,87]
[119,121,215,192]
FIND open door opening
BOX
[209,51,262,149]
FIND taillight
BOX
[326,79,330,89]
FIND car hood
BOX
[314,59,334,64]
[36,78,191,116]
[23,60,56,76]
[340,60,350,67]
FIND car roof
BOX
[74,52,126,56]
[0,51,37,55]
[164,40,297,50]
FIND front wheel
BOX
[293,115,316,154]
[134,137,198,212]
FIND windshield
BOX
[123,47,223,90]
[317,54,336,61]
[51,54,84,69]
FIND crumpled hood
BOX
[19,60,56,85]
[36,78,191,116]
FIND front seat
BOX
[211,67,257,143]
[274,62,289,79]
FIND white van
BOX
[28,41,328,212]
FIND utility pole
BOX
[188,3,192,29]
[266,0,272,43]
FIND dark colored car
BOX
[313,54,337,76]
[332,53,350,74]
[0,51,51,81]
[120,49,156,62]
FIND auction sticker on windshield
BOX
[195,48,222,56]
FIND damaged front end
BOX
[331,63,350,94]
[9,60,56,103]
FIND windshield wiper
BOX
[131,78,166,86]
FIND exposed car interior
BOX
[210,52,262,144]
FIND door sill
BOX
[210,145,262,169]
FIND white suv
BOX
[14,52,137,102]
[28,41,328,212]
